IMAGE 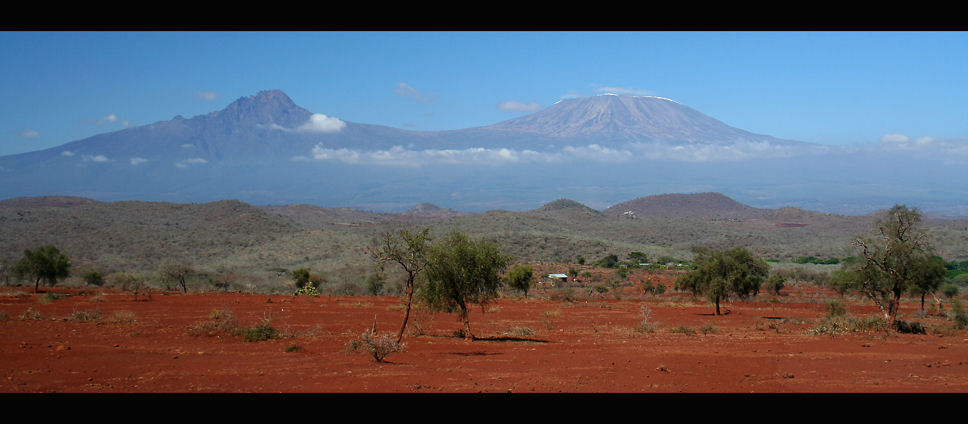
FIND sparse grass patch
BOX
[64,308,102,323]
[542,309,561,330]
[668,325,696,335]
[18,307,42,321]
[37,292,63,305]
[187,308,238,337]
[699,322,717,335]
[501,326,535,337]
[549,288,578,303]
[811,313,888,335]
[107,310,136,324]
[285,344,304,353]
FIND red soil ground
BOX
[2,272,967,393]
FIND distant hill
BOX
[604,192,768,220]
[533,198,604,218]
[0,196,100,208]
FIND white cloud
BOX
[20,129,40,138]
[498,100,542,113]
[95,113,130,127]
[310,144,558,167]
[175,157,207,168]
[97,114,119,124]
[879,133,910,144]
[83,154,112,163]
[195,91,217,101]
[305,140,830,167]
[60,150,74,157]
[394,82,436,103]
[130,157,148,166]
[297,113,346,133]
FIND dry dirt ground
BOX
[2,273,968,393]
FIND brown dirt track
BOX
[2,274,968,393]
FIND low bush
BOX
[501,326,535,337]
[241,319,278,342]
[64,308,102,322]
[668,325,696,335]
[346,329,406,362]
[811,314,888,335]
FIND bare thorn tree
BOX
[368,227,432,343]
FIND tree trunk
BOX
[920,293,926,314]
[460,306,474,341]
[889,290,902,328]
[715,298,721,316]
[396,281,414,343]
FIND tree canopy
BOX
[159,262,195,293]
[419,230,511,340]
[840,205,942,326]
[675,246,768,315]
[504,264,535,298]
[14,245,71,293]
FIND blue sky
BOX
[2,31,966,156]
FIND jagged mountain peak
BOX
[206,89,311,129]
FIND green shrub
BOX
[83,270,105,286]
[241,316,278,342]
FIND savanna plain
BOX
[3,194,968,393]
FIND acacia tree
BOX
[842,205,942,325]
[675,246,768,315]
[504,264,535,298]
[419,230,511,340]
[369,227,432,343]
[909,256,948,314]
[14,245,71,293]
[159,262,194,293]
